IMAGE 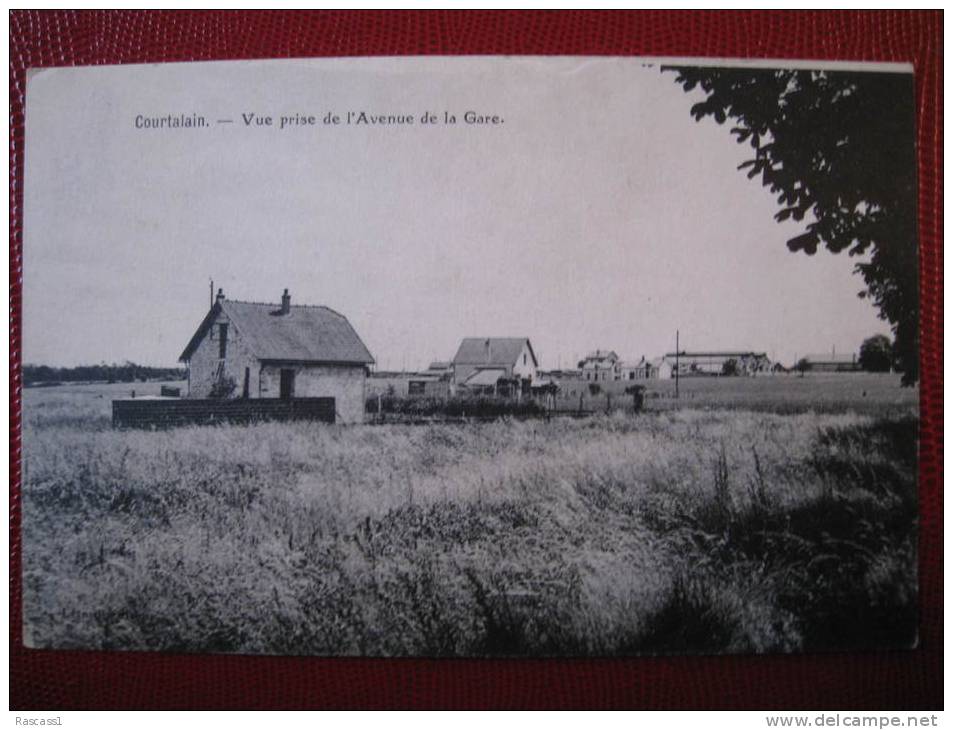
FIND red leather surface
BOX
[9,10,942,710]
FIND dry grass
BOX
[21,384,918,656]
[555,372,917,416]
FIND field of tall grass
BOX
[556,372,917,415]
[21,382,918,656]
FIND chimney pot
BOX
[215,288,225,306]
[281,289,291,314]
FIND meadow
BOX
[557,372,918,415]
[21,377,918,656]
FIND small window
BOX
[218,324,228,359]
[523,354,527,365]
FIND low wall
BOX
[112,397,336,429]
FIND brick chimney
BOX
[215,288,225,306]
[281,288,291,315]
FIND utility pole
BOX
[675,329,680,400]
[209,278,214,309]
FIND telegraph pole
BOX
[675,329,680,400]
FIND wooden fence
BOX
[112,397,336,429]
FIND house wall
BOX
[186,309,258,398]
[620,363,657,380]
[366,374,451,399]
[512,342,538,381]
[582,363,619,381]
[259,363,367,424]
[366,374,411,398]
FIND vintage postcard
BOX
[21,56,918,656]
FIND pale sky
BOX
[23,57,901,370]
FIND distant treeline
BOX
[23,363,187,386]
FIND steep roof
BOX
[583,350,619,362]
[179,299,374,365]
[462,368,508,386]
[452,337,537,368]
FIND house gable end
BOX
[179,304,226,362]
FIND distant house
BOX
[407,362,453,398]
[652,357,673,379]
[579,350,621,382]
[452,337,538,395]
[537,368,581,380]
[619,356,670,380]
[178,288,374,424]
[799,353,861,373]
[425,361,454,378]
[663,351,773,377]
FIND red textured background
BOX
[9,10,943,710]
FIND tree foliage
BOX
[859,334,894,373]
[23,362,186,386]
[665,66,918,384]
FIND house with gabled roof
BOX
[451,337,538,395]
[579,350,621,381]
[178,288,374,423]
[619,355,671,380]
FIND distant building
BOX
[452,337,538,395]
[537,368,581,380]
[407,361,453,397]
[663,351,773,377]
[619,356,670,380]
[179,288,374,424]
[799,353,861,373]
[579,350,621,382]
[425,361,454,377]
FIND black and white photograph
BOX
[21,56,919,657]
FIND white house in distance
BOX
[451,337,538,396]
[579,350,621,381]
[619,356,672,380]
[178,288,375,424]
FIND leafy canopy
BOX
[859,334,894,373]
[665,66,918,383]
